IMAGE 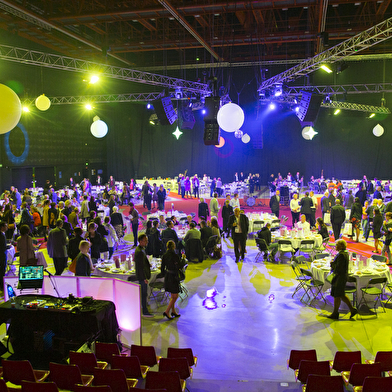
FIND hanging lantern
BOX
[0,84,22,134]
[35,94,51,111]
[90,120,108,138]
[217,103,245,132]
[373,124,384,137]
[241,133,250,143]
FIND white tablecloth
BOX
[247,213,276,232]
[273,233,323,248]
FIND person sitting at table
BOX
[150,220,162,257]
[326,239,357,320]
[185,215,197,227]
[68,227,84,262]
[162,220,179,247]
[17,224,36,266]
[184,222,201,242]
[198,198,209,221]
[200,220,213,248]
[257,223,278,262]
[372,208,383,254]
[295,214,310,236]
[210,217,221,244]
[74,240,94,277]
[171,216,180,226]
[158,215,167,230]
[160,240,185,320]
[382,212,392,265]
[316,218,329,241]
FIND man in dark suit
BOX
[300,192,313,223]
[330,199,346,241]
[198,198,209,221]
[228,208,249,262]
[161,220,179,247]
[200,220,213,247]
[269,190,280,218]
[47,219,69,275]
[320,191,329,220]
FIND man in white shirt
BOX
[230,193,240,210]
[290,193,300,225]
[296,214,311,235]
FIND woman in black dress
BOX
[327,239,357,320]
[87,222,102,263]
[372,208,383,253]
[161,240,185,320]
[317,217,329,241]
[349,197,362,242]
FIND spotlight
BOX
[302,126,318,140]
[294,106,300,112]
[320,64,333,73]
[147,102,151,109]
[85,104,93,110]
[22,106,30,112]
[89,75,99,84]
[274,83,283,97]
[188,102,193,108]
[333,109,341,115]
[269,102,276,110]
[324,95,331,104]
[369,113,376,118]
[202,109,206,115]
[173,126,183,140]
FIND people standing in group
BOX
[192,175,200,199]
[221,200,233,237]
[80,195,90,222]
[184,176,192,198]
[372,208,383,253]
[210,178,216,197]
[210,192,220,218]
[290,193,300,226]
[47,219,68,275]
[331,199,346,242]
[269,190,280,218]
[326,239,357,320]
[216,178,223,197]
[152,183,158,209]
[349,197,362,242]
[364,199,377,242]
[87,222,102,264]
[157,184,166,211]
[228,207,249,263]
[142,181,152,211]
[300,192,313,223]
[128,202,139,248]
[230,193,240,210]
[74,241,94,277]
[110,206,124,241]
[344,189,354,210]
[161,240,185,320]
[320,191,330,221]
[382,212,392,265]
[135,234,153,317]
[309,191,318,228]
[180,175,186,199]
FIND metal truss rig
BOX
[258,16,392,91]
[259,97,390,114]
[286,83,392,95]
[0,44,211,95]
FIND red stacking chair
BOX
[111,355,149,379]
[295,360,330,383]
[365,351,392,374]
[21,381,59,392]
[145,371,185,392]
[3,359,50,385]
[49,362,94,391]
[95,342,125,365]
[167,347,198,367]
[131,344,161,367]
[69,351,108,375]
[287,349,317,373]
[303,374,344,392]
[93,368,137,392]
[342,363,382,388]
[359,376,392,392]
[74,386,113,392]
[329,350,361,372]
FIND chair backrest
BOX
[49,362,83,390]
[371,255,388,263]
[93,368,129,392]
[21,381,59,392]
[295,256,306,264]
[297,360,330,383]
[131,344,159,367]
[304,375,344,392]
[288,349,317,370]
[74,386,113,392]
[205,235,218,250]
[0,379,8,392]
[95,342,121,364]
[69,351,99,375]
[256,238,268,251]
[145,371,183,392]
[167,347,196,367]
[374,351,392,372]
[111,355,142,379]
[3,359,36,384]
[367,277,387,286]
[300,268,313,279]
[348,363,382,386]
[300,240,315,247]
[347,275,357,284]
[362,376,392,392]
[332,351,362,372]
[159,357,191,380]
[313,253,329,260]
[278,240,293,246]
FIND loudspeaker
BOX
[296,92,323,122]
[203,122,220,145]
[204,96,220,121]
[180,106,195,130]
[153,97,177,125]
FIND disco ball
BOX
[234,129,243,139]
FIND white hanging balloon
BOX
[217,102,245,133]
[90,120,108,138]
[242,133,250,143]
[302,126,318,140]
[93,115,100,122]
[373,124,384,137]
[35,94,51,111]
[234,129,243,139]
[0,84,21,134]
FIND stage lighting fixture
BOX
[333,109,341,115]
[147,102,151,109]
[320,64,333,73]
[336,62,349,74]
[89,75,99,84]
[369,113,376,118]
[274,83,283,97]
[22,106,30,113]
[173,126,183,140]
[85,104,93,110]
[302,126,318,140]
[324,95,331,104]
[202,109,206,115]
[294,106,300,112]
[269,102,276,110]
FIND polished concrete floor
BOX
[138,235,392,390]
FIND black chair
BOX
[358,277,387,316]
[204,235,218,258]
[255,238,269,262]
[185,239,204,263]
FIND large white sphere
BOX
[217,102,245,133]
[302,126,318,140]
[373,124,384,137]
[242,133,251,143]
[35,94,51,111]
[90,120,108,138]
[0,84,22,134]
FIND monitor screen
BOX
[18,265,44,289]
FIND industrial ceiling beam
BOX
[286,83,392,95]
[258,16,392,91]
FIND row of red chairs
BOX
[288,349,392,391]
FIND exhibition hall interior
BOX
[1,1,392,391]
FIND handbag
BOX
[178,268,185,281]
[69,257,77,273]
